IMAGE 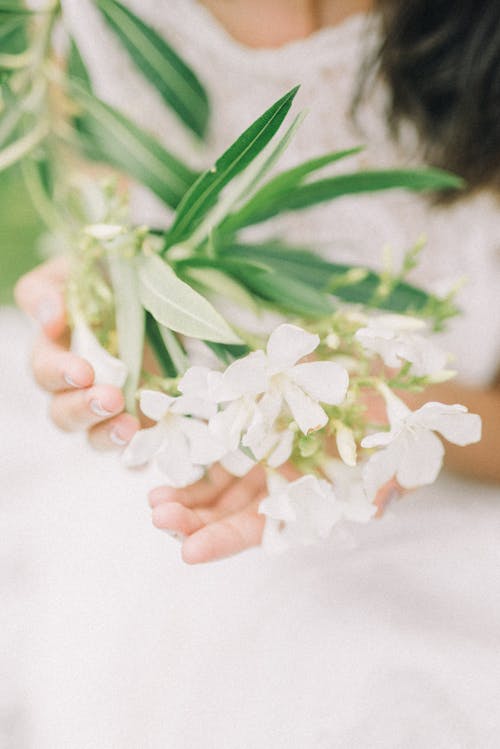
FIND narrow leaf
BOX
[185,110,307,248]
[229,264,335,318]
[184,266,258,312]
[218,241,450,324]
[225,168,464,228]
[138,254,242,343]
[0,117,49,172]
[96,0,209,138]
[107,254,145,412]
[145,311,177,377]
[71,82,197,209]
[164,86,299,249]
[67,38,92,92]
[158,326,188,375]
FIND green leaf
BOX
[222,146,362,232]
[164,86,299,249]
[224,167,464,228]
[184,110,307,249]
[95,0,209,139]
[184,266,258,312]
[204,341,250,364]
[0,1,51,13]
[158,325,188,375]
[107,253,145,412]
[228,262,335,318]
[0,117,49,172]
[145,311,177,377]
[67,39,92,92]
[137,254,242,343]
[218,241,451,325]
[70,82,197,209]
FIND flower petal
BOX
[379,385,411,429]
[243,390,283,455]
[362,441,400,500]
[180,416,225,465]
[266,324,319,372]
[283,381,328,434]
[412,402,482,446]
[289,361,349,405]
[214,351,268,401]
[122,424,164,467]
[155,427,204,488]
[139,390,175,421]
[71,320,128,388]
[267,429,294,468]
[170,394,217,420]
[396,428,444,488]
[209,399,254,452]
[220,449,255,477]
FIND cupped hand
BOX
[149,463,401,565]
[15,258,139,448]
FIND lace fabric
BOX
[61,0,500,384]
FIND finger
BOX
[49,384,124,432]
[31,335,94,393]
[205,465,265,515]
[152,502,206,537]
[181,495,265,565]
[148,463,236,509]
[14,256,69,339]
[151,467,265,534]
[87,413,140,450]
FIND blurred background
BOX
[0,165,42,304]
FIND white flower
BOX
[355,314,449,377]
[215,324,349,436]
[122,390,224,487]
[71,318,127,388]
[321,458,377,523]
[259,473,342,553]
[361,386,481,499]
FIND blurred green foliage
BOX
[0,165,43,304]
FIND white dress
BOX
[2,2,500,747]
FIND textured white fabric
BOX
[4,3,500,747]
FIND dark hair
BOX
[367,0,500,197]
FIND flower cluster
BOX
[77,314,481,554]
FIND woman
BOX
[11,0,500,746]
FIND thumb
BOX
[14,256,69,340]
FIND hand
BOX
[15,258,139,447]
[149,461,400,564]
[149,463,278,565]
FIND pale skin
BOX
[15,0,500,564]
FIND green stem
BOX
[145,311,177,377]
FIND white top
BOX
[62,0,500,385]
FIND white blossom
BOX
[71,318,127,388]
[321,458,377,523]
[214,324,349,437]
[355,313,449,376]
[361,386,481,499]
[259,473,342,553]
[122,390,224,487]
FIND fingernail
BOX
[163,529,185,542]
[90,399,114,417]
[64,373,83,389]
[110,428,129,446]
[35,297,59,326]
